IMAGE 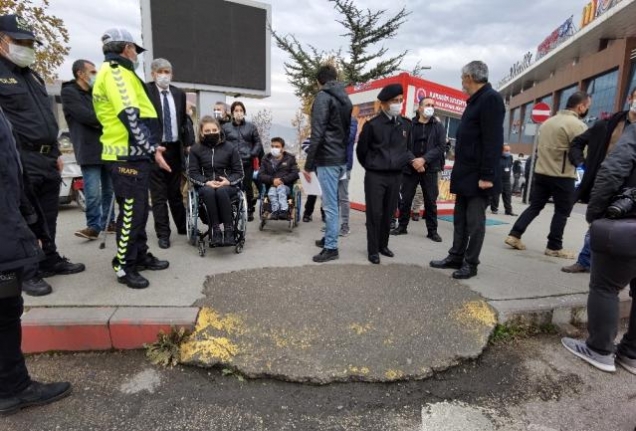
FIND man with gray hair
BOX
[146,58,193,249]
[430,60,505,279]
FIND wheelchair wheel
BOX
[198,239,206,257]
[235,240,244,254]
[293,187,302,228]
[259,219,266,231]
[187,189,198,246]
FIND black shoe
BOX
[22,277,52,297]
[390,226,408,235]
[269,211,279,220]
[158,237,170,249]
[0,381,71,415]
[248,212,255,222]
[379,247,394,258]
[40,255,85,277]
[315,237,325,248]
[452,263,478,279]
[136,253,169,271]
[427,232,442,242]
[277,210,290,220]
[313,248,339,263]
[117,270,149,289]
[368,254,380,264]
[430,256,463,269]
[210,229,223,247]
[505,212,518,216]
[224,231,237,246]
[303,213,312,222]
[177,229,187,235]
[491,209,499,214]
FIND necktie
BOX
[162,90,172,142]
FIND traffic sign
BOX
[531,102,551,124]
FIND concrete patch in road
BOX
[120,369,162,394]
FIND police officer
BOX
[93,28,171,289]
[0,14,84,296]
[356,84,417,264]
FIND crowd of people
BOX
[0,12,635,416]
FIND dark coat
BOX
[570,111,629,203]
[222,120,263,164]
[61,80,103,165]
[0,108,42,279]
[187,140,244,188]
[356,113,414,173]
[450,83,505,197]
[146,83,190,144]
[499,153,514,183]
[305,80,353,171]
[259,152,299,187]
[407,115,446,173]
[586,124,636,223]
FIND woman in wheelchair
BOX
[259,137,299,220]
[188,116,244,246]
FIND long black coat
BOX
[450,83,504,197]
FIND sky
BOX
[46,0,586,126]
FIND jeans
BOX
[449,195,489,266]
[317,165,346,250]
[577,230,591,269]
[267,185,290,211]
[509,174,575,250]
[339,170,351,227]
[81,164,114,232]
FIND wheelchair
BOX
[258,183,302,232]
[186,185,248,257]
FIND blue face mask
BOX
[504,151,511,156]
[88,75,96,88]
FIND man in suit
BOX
[146,58,192,249]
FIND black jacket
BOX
[188,140,244,188]
[61,80,103,165]
[0,108,42,279]
[586,124,636,223]
[499,154,514,182]
[407,115,446,173]
[356,112,414,173]
[450,83,504,197]
[570,111,629,203]
[222,120,263,164]
[512,159,523,175]
[259,152,299,187]
[305,81,353,171]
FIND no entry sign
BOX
[531,102,551,124]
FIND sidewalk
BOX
[22,196,630,363]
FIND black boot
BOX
[117,270,149,289]
[452,263,478,279]
[313,248,339,263]
[136,253,169,271]
[430,255,463,269]
[0,381,72,415]
[40,254,85,277]
[224,230,237,246]
[390,225,408,235]
[315,237,325,248]
[210,227,223,247]
[22,277,52,297]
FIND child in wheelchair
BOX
[258,137,299,220]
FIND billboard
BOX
[140,0,271,97]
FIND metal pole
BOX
[524,130,539,204]
[99,195,116,250]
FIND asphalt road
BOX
[3,331,635,431]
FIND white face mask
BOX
[213,110,224,119]
[631,101,636,113]
[271,148,281,157]
[388,103,402,117]
[7,43,35,68]
[234,112,245,122]
[155,73,171,89]
[423,107,435,118]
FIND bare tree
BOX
[0,0,70,83]
[290,108,309,158]
[252,108,273,150]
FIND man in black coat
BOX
[391,96,446,242]
[0,14,84,296]
[561,87,636,274]
[430,61,504,279]
[146,58,193,249]
[490,145,516,216]
[357,83,416,264]
[0,107,72,415]
[62,59,115,241]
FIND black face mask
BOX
[579,109,589,119]
[201,133,220,146]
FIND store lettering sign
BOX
[536,16,575,60]
[582,0,623,27]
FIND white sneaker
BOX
[561,337,616,373]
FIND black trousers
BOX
[304,195,325,220]
[199,186,238,227]
[0,269,30,397]
[109,161,151,274]
[365,171,400,255]
[149,143,186,239]
[449,195,489,266]
[398,171,439,233]
[509,173,575,250]
[491,178,512,213]
[241,162,255,213]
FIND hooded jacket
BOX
[188,138,244,188]
[222,120,263,164]
[305,80,353,171]
[259,151,299,187]
[61,80,103,165]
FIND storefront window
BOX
[538,94,554,114]
[509,107,520,142]
[503,109,510,143]
[520,101,534,144]
[623,62,636,108]
[558,85,578,111]
[586,69,618,123]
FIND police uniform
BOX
[356,84,414,263]
[93,28,169,289]
[0,15,84,294]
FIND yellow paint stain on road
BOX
[349,366,371,375]
[178,308,243,363]
[454,300,497,328]
[180,336,239,363]
[384,369,404,380]
[196,308,245,335]
[349,322,373,335]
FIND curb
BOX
[21,306,199,354]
